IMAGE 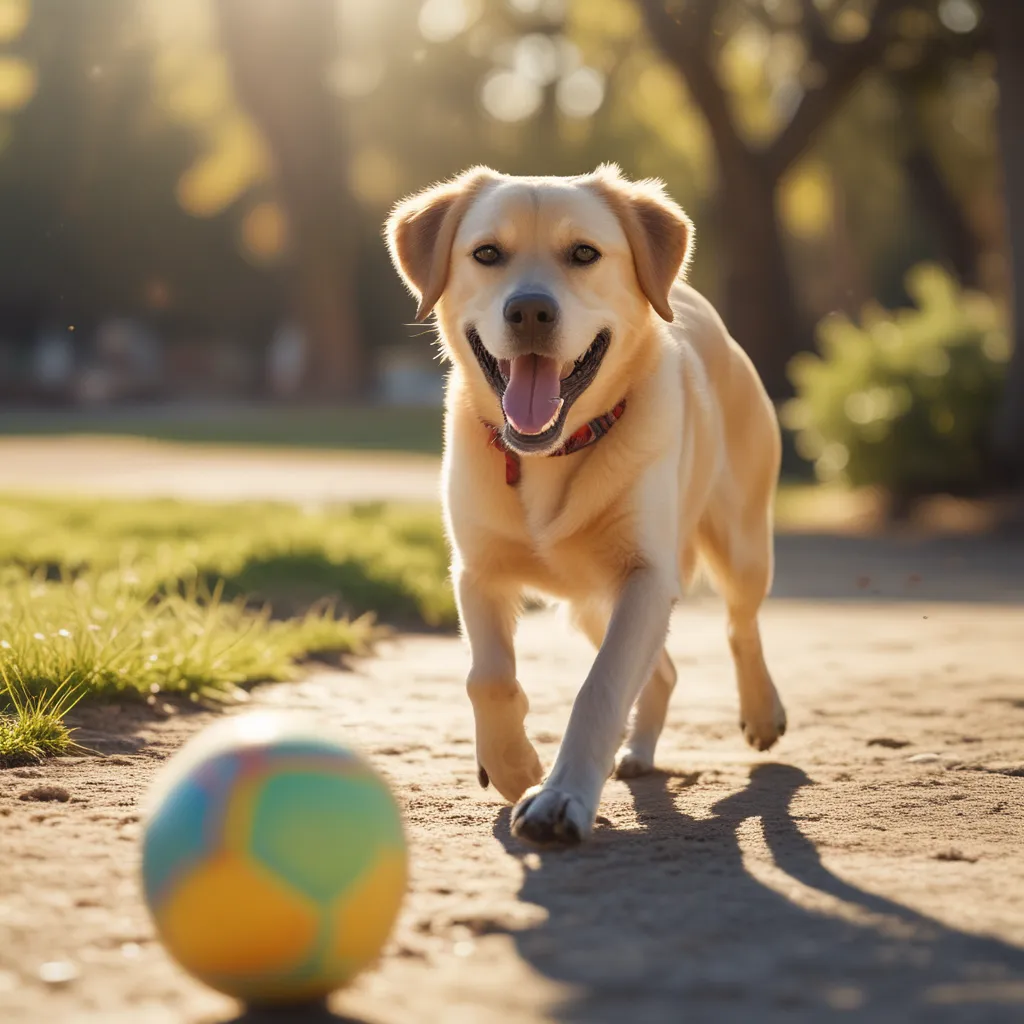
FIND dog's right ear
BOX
[385,167,496,322]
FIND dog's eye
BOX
[473,245,503,266]
[570,244,601,266]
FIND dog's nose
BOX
[503,292,559,345]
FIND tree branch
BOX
[666,0,717,47]
[798,0,832,60]
[742,0,780,35]
[642,0,986,190]
[637,0,753,167]
[766,0,902,178]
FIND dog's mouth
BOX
[466,326,611,454]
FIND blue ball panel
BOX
[142,776,213,907]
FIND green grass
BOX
[0,405,445,454]
[0,495,455,766]
[0,497,455,626]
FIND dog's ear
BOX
[587,164,693,323]
[385,167,496,322]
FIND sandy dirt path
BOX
[3,543,1024,1024]
[0,437,441,505]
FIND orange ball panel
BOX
[159,852,319,981]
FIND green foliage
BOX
[0,496,455,765]
[783,264,1009,499]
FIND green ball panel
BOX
[250,771,403,904]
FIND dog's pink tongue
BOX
[502,355,562,435]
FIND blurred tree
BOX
[215,0,363,399]
[987,1,1024,479]
[889,75,979,289]
[636,0,989,397]
[0,0,1012,439]
[0,0,184,324]
[0,0,283,381]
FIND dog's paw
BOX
[477,737,544,804]
[613,746,655,779]
[510,786,593,846]
[740,695,787,752]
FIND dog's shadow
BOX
[494,764,1024,1022]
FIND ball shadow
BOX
[221,1000,373,1024]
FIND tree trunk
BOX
[890,77,981,288]
[904,144,981,288]
[717,155,801,398]
[215,0,363,400]
[990,1,1024,478]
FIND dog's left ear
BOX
[587,164,694,323]
[385,167,496,322]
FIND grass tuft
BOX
[0,667,82,767]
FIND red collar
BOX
[485,400,627,486]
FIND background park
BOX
[1,1,1023,1021]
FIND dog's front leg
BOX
[511,565,677,845]
[457,570,544,803]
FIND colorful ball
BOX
[141,712,407,1005]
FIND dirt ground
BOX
[2,535,1024,1024]
[0,437,441,504]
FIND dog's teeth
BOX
[539,404,562,432]
[515,400,564,437]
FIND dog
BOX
[385,164,785,845]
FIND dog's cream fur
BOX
[386,165,785,845]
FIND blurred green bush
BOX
[782,264,1009,504]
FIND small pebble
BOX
[18,785,70,803]
[906,752,940,764]
[934,848,978,863]
[38,960,79,985]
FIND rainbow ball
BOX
[141,712,407,1005]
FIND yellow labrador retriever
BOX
[386,164,785,845]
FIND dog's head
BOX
[385,165,693,455]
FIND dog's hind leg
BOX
[697,496,786,751]
[571,601,677,779]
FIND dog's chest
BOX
[514,465,639,594]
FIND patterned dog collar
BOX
[485,401,627,486]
